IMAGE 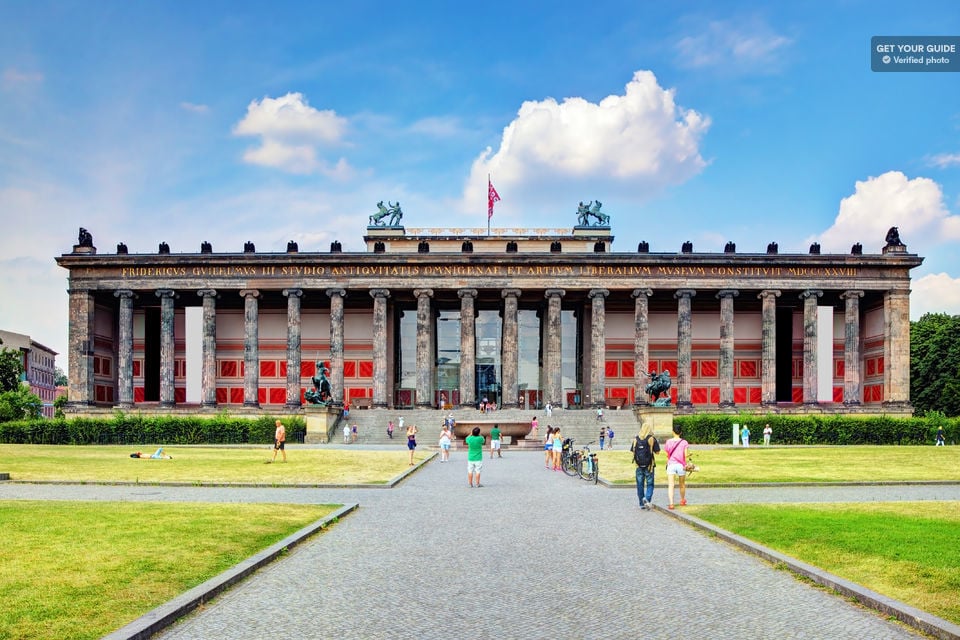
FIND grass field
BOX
[687,501,960,625]
[0,500,337,640]
[597,445,960,485]
[0,444,428,485]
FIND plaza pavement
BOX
[2,449,959,640]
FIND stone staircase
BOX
[337,406,641,449]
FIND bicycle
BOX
[576,441,599,484]
[561,438,579,476]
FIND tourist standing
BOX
[544,402,553,418]
[599,426,606,450]
[490,424,502,458]
[387,420,395,439]
[740,424,750,447]
[606,426,615,449]
[343,423,350,444]
[268,420,287,463]
[531,416,538,438]
[596,406,604,422]
[631,423,660,509]
[439,392,447,409]
[544,426,554,469]
[664,425,689,509]
[438,425,452,462]
[763,423,772,446]
[406,424,418,465]
[351,423,358,444]
[551,427,563,471]
[398,415,405,432]
[466,427,485,487]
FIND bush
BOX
[0,414,306,445]
[0,388,42,422]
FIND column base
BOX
[676,401,694,409]
[201,401,218,408]
[718,401,736,409]
[373,402,388,409]
[415,403,432,409]
[285,402,303,409]
[115,402,134,410]
[842,400,861,406]
[159,401,176,408]
[243,401,260,408]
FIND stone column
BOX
[67,289,95,406]
[501,288,521,409]
[883,289,912,408]
[717,289,739,408]
[414,288,434,408]
[324,289,346,407]
[240,289,260,407]
[198,289,218,408]
[370,289,390,408]
[284,289,304,408]
[157,289,176,407]
[588,288,609,407]
[114,289,135,408]
[758,290,780,406]
[458,289,478,408]
[841,290,864,405]
[632,289,652,405]
[544,289,565,407]
[675,289,696,408]
[801,289,823,404]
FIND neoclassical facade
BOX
[56,225,922,415]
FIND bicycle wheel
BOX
[563,452,579,476]
[578,455,595,481]
[591,456,599,484]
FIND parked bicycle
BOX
[576,441,599,484]
[561,438,579,476]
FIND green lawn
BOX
[0,445,427,485]
[0,500,337,640]
[598,445,960,485]
[687,501,960,625]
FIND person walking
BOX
[596,406,604,422]
[268,420,286,463]
[490,424,502,458]
[936,426,946,446]
[406,424,418,466]
[530,416,538,438]
[466,426,485,487]
[543,426,554,469]
[351,423,358,444]
[438,424,452,462]
[387,420,395,439]
[606,426,615,449]
[630,423,660,510]
[664,425,690,509]
[740,424,750,447]
[763,423,772,446]
[599,426,606,450]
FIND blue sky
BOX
[1,0,958,363]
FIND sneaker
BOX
[680,499,687,506]
[476,483,482,488]
[668,504,675,510]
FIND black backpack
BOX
[632,435,657,468]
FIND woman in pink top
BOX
[663,425,689,509]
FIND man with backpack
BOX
[631,423,660,510]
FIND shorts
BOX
[274,440,285,450]
[491,440,501,450]
[440,441,451,450]
[666,462,686,476]
[407,439,417,450]
[467,460,483,474]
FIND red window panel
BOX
[833,386,843,402]
[835,359,844,378]
[102,359,112,376]
[734,387,747,404]
[793,359,803,379]
[749,387,762,404]
[344,361,357,378]
[348,387,367,400]
[269,388,286,404]
[230,387,245,404]
[865,358,876,376]
[134,387,144,402]
[300,388,307,403]
[690,361,699,378]
[621,360,635,378]
[605,361,619,378]
[669,387,678,404]
[738,360,758,378]
[301,361,316,377]
[216,387,228,404]
[877,357,885,375]
[791,387,803,403]
[220,360,238,378]
[240,361,245,377]
[174,387,186,403]
[647,360,659,374]
[133,360,142,377]
[279,361,287,378]
[700,360,718,377]
[93,358,101,375]
[608,387,629,399]
[691,388,708,404]
[358,360,374,378]
[396,389,413,407]
[869,385,884,402]
[95,385,106,402]
[709,387,720,404]
[661,360,678,377]
[260,360,277,378]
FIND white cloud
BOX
[815,171,960,252]
[911,273,960,319]
[180,101,209,114]
[675,18,792,71]
[926,153,960,168]
[461,70,709,216]
[232,92,352,176]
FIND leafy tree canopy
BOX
[911,313,960,417]
[0,348,24,393]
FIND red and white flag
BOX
[487,178,500,219]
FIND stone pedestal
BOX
[635,406,676,441]
[304,405,340,444]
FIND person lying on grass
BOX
[129,448,172,459]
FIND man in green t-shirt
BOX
[465,426,485,488]
[490,424,502,458]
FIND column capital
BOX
[283,288,304,298]
[758,289,781,300]
[674,289,696,300]
[501,288,522,299]
[632,288,653,299]
[840,290,864,300]
[114,289,135,300]
[369,288,391,299]
[67,288,91,295]
[588,288,610,299]
[716,289,739,299]
[197,289,217,299]
[324,288,344,299]
[800,289,823,300]
[544,288,566,299]
[413,288,434,299]
[457,288,478,299]
[155,289,176,299]
[886,288,911,298]
[239,289,260,299]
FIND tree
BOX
[910,313,960,417]
[54,366,68,387]
[0,348,24,392]
[0,387,42,422]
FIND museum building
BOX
[56,220,922,416]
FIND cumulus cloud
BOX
[814,171,960,252]
[232,92,351,177]
[462,70,709,215]
[911,273,960,318]
[675,18,793,71]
